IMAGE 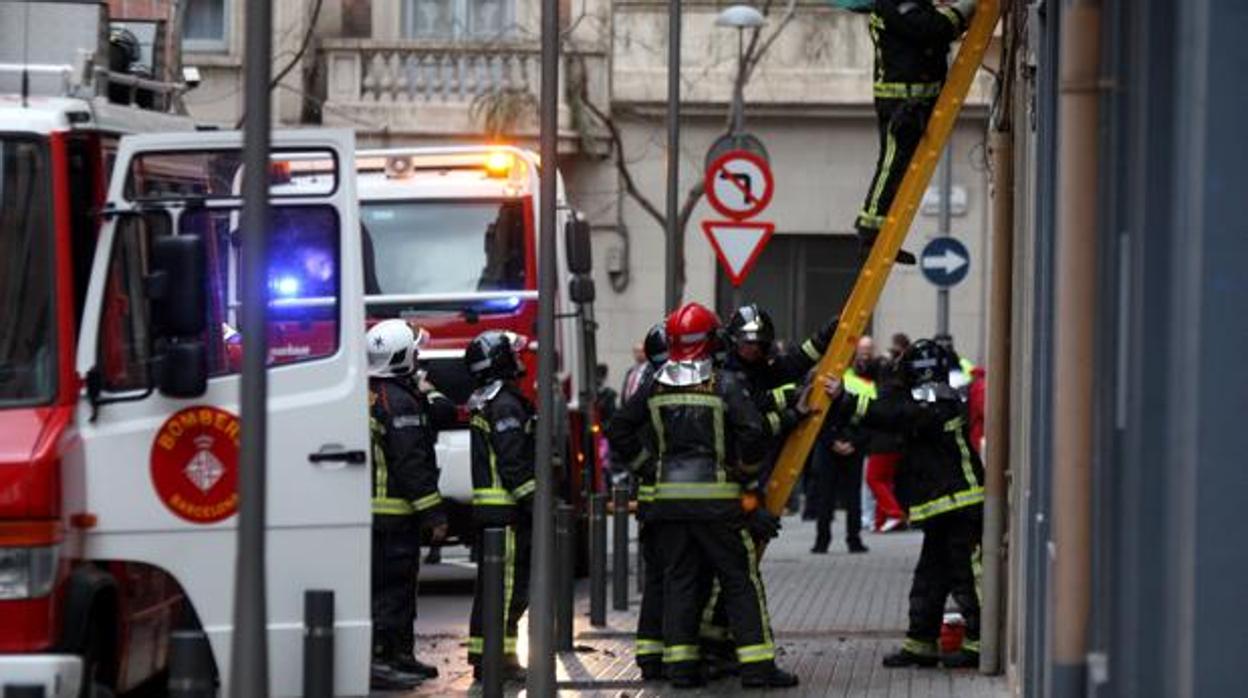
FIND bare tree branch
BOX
[581,97,667,230]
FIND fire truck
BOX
[1,8,602,697]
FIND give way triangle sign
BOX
[701,220,776,287]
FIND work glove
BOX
[746,508,783,541]
[420,506,449,545]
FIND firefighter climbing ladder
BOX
[764,0,1002,516]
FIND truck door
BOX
[69,130,370,695]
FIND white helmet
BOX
[366,320,429,378]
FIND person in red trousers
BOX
[863,344,908,532]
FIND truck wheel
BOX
[79,609,117,698]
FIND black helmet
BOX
[643,323,668,368]
[900,339,953,387]
[465,330,523,385]
[727,304,776,348]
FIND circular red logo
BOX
[150,406,240,524]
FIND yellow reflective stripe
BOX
[854,393,872,421]
[936,6,962,26]
[903,637,939,656]
[739,530,774,648]
[372,498,415,515]
[637,485,657,503]
[961,358,976,374]
[471,415,492,432]
[511,478,536,500]
[962,638,981,653]
[769,385,792,408]
[663,645,701,663]
[627,447,651,471]
[654,482,742,500]
[866,124,899,218]
[473,487,516,506]
[468,636,518,656]
[766,411,782,435]
[701,579,721,629]
[412,492,443,512]
[908,486,985,522]
[842,369,879,398]
[947,416,979,490]
[636,638,665,657]
[801,339,821,361]
[737,643,776,664]
[699,623,730,641]
[857,211,886,229]
[873,81,943,99]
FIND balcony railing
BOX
[321,39,605,142]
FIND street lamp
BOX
[715,4,765,135]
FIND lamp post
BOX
[715,5,765,136]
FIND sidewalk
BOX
[390,515,1010,697]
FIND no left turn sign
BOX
[705,150,774,221]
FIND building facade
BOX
[166,0,994,379]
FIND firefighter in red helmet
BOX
[608,303,799,689]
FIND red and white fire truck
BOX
[1,8,601,697]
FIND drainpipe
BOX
[980,119,1014,675]
[1051,1,1102,694]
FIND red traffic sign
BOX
[705,149,774,221]
[702,220,775,287]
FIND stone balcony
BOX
[320,39,608,148]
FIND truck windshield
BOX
[361,200,528,299]
[0,137,55,406]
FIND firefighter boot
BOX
[882,639,941,668]
[390,653,440,679]
[740,662,801,689]
[472,659,527,684]
[858,227,917,266]
[370,660,425,690]
[638,658,665,681]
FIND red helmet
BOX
[665,302,720,361]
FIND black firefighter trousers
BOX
[372,521,420,660]
[468,521,532,664]
[635,521,665,671]
[656,519,778,679]
[904,507,982,656]
[855,97,938,236]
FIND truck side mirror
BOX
[569,275,596,305]
[564,217,592,275]
[157,341,209,399]
[148,234,207,338]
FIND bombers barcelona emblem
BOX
[150,406,241,524]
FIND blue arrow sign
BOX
[920,237,970,288]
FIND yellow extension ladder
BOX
[764,0,1002,516]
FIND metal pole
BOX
[168,630,216,698]
[588,492,607,626]
[232,0,272,694]
[732,28,745,135]
[612,486,630,611]
[528,0,559,689]
[555,504,576,650]
[481,528,506,698]
[936,144,953,335]
[664,0,682,312]
[302,590,334,698]
[580,303,600,500]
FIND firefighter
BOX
[853,0,977,264]
[366,320,454,689]
[823,338,984,669]
[464,330,535,683]
[608,303,799,689]
[614,323,668,680]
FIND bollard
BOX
[302,589,334,698]
[481,527,507,698]
[168,629,216,698]
[3,686,45,698]
[612,486,630,611]
[588,492,608,626]
[555,503,576,650]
